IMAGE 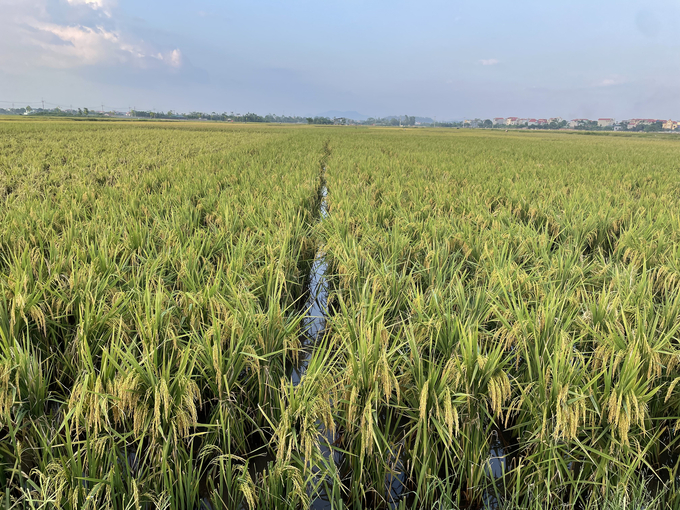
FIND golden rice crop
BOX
[3,120,680,509]
[321,128,680,508]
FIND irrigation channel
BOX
[291,176,329,386]
[241,160,516,509]
[290,167,341,509]
[293,168,516,509]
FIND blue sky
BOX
[1,0,679,119]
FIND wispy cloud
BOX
[66,0,113,7]
[169,49,183,68]
[0,0,182,71]
[594,75,627,87]
[480,58,500,66]
[66,0,115,15]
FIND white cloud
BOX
[66,0,112,8]
[170,49,182,68]
[0,0,181,71]
[25,21,144,67]
[480,59,500,66]
[594,76,627,87]
[598,79,618,87]
[65,0,116,17]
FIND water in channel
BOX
[293,179,413,509]
[239,174,519,509]
[292,181,328,385]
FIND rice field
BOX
[2,120,680,509]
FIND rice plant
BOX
[3,120,680,508]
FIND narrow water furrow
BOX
[291,163,415,509]
[292,168,328,384]
[234,152,331,510]
[293,158,337,509]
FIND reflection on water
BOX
[482,427,519,509]
[292,185,328,385]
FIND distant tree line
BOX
[626,121,663,132]
[134,111,311,123]
[0,107,30,115]
[0,108,671,133]
[527,120,568,130]
[570,120,664,132]
[306,117,334,125]
[0,107,111,117]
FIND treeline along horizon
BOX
[3,121,680,509]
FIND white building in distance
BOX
[598,118,615,127]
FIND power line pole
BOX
[41,98,45,110]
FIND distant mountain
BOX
[316,110,369,121]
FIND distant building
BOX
[527,119,537,126]
[493,117,505,125]
[598,118,615,127]
[549,117,563,123]
[537,119,548,125]
[663,120,678,130]
[627,119,657,129]
[569,119,590,128]
[505,117,520,126]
